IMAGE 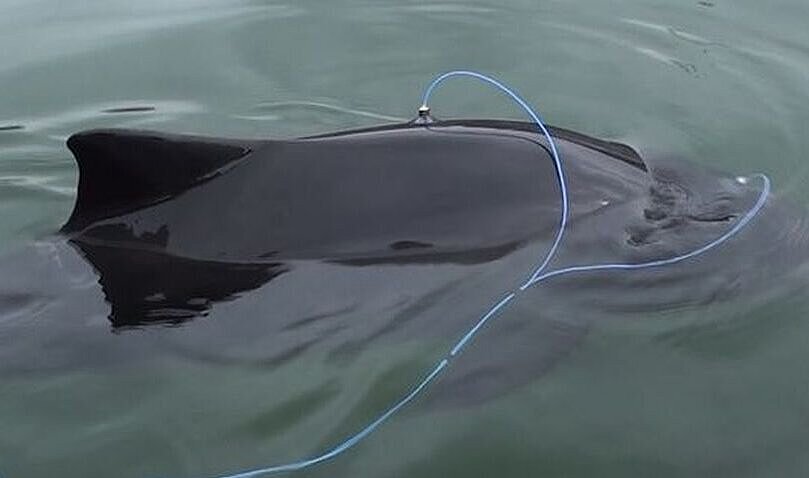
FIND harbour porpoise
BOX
[0,118,806,408]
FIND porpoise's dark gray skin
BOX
[0,119,806,406]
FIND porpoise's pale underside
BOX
[0,119,806,406]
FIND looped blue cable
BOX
[525,173,770,288]
[422,71,569,282]
[196,71,770,478]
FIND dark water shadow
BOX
[71,240,288,328]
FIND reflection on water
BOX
[74,241,288,327]
[1,0,809,477]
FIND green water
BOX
[2,1,809,477]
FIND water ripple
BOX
[236,101,405,123]
[0,100,205,144]
[0,174,75,197]
[621,18,718,46]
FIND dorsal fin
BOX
[63,129,252,232]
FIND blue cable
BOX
[422,71,569,283]
[524,173,770,288]
[201,71,770,478]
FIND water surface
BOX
[1,1,809,477]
